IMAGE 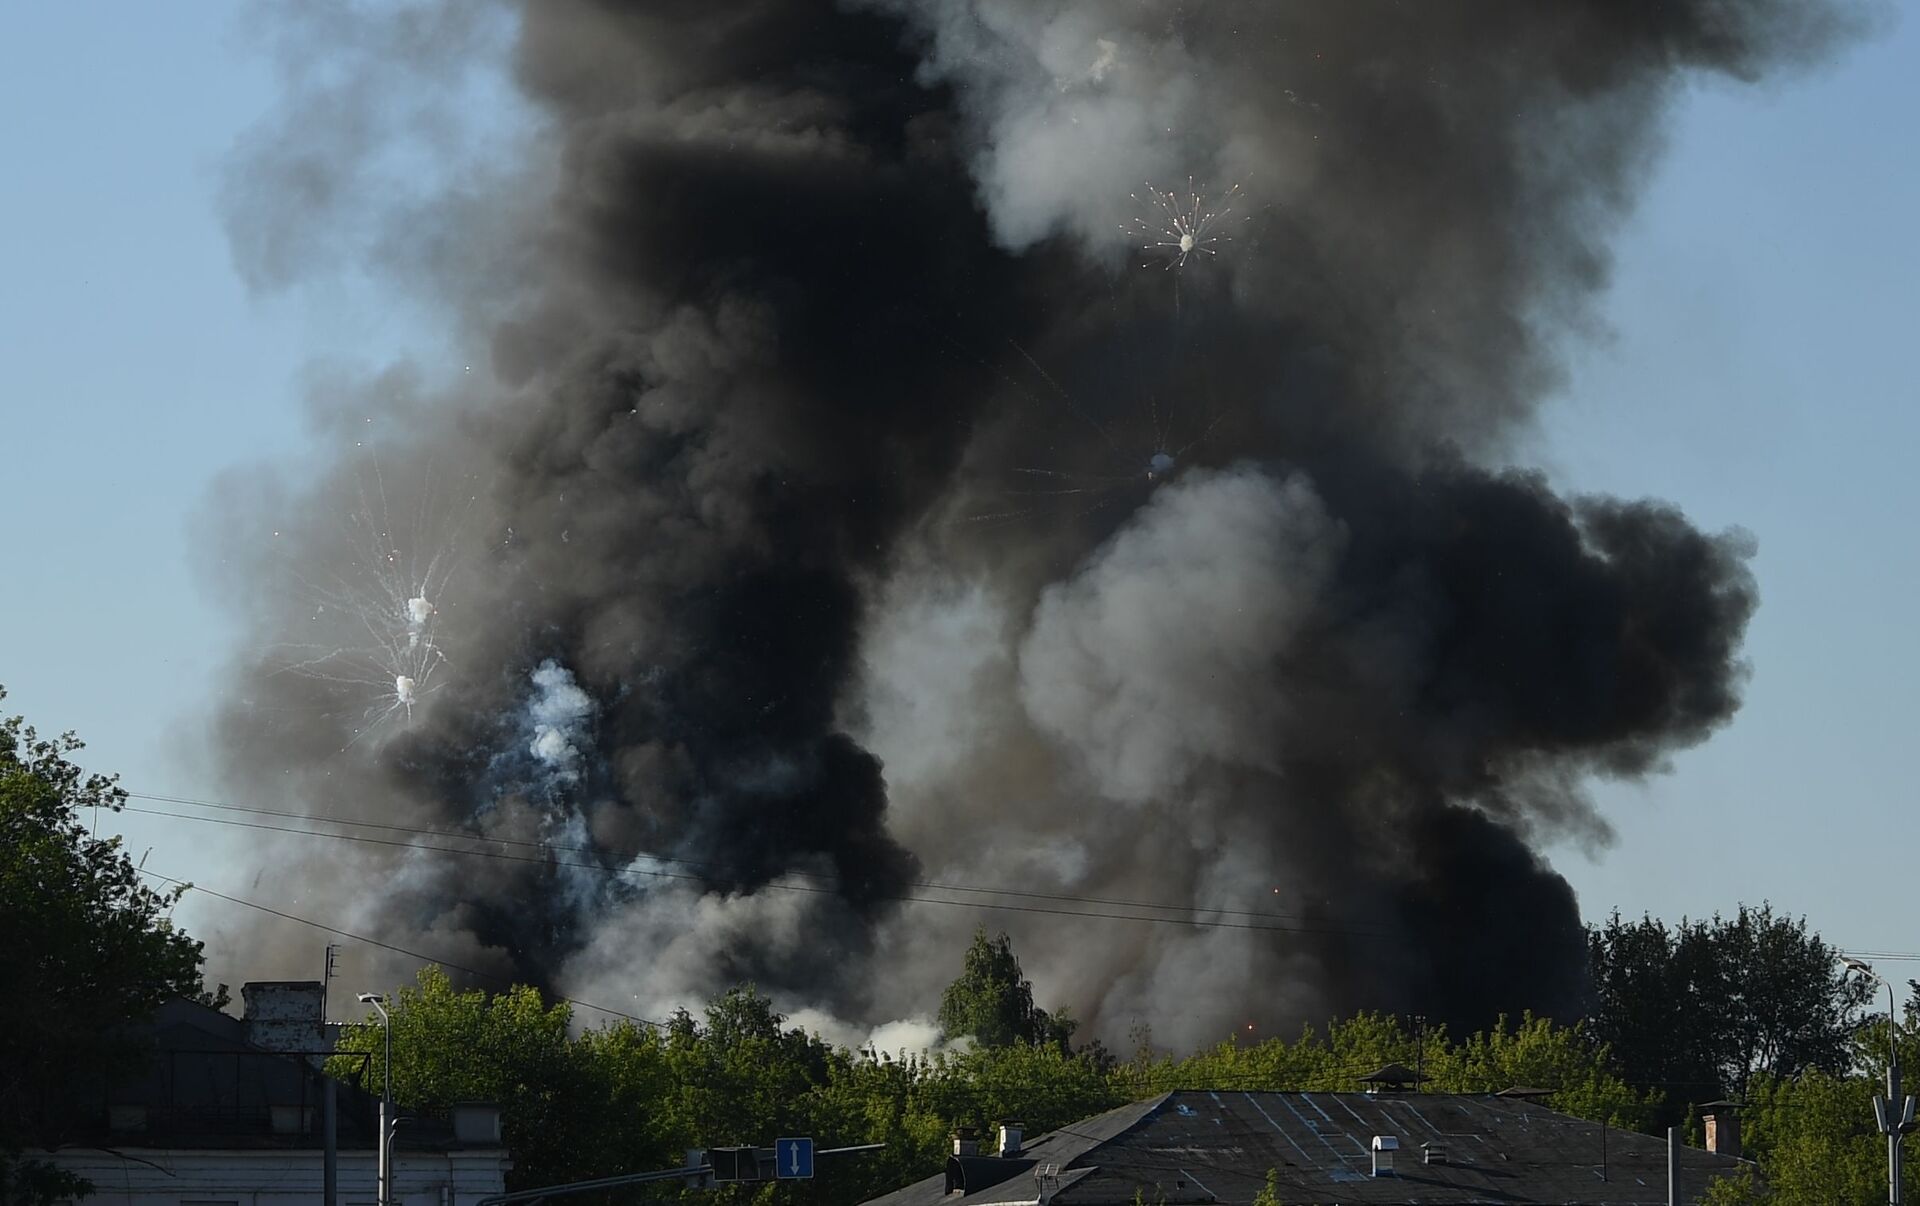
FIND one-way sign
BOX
[775,1137,814,1179]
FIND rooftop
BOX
[861,1090,1751,1206]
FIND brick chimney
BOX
[1701,1102,1741,1160]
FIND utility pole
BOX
[323,1076,338,1206]
[1845,958,1916,1206]
[1876,985,1915,1206]
[358,993,395,1206]
[1893,1064,1910,1206]
[321,946,340,1206]
[1666,1126,1677,1206]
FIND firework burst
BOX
[266,448,475,746]
[1126,177,1244,270]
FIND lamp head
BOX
[357,992,379,1004]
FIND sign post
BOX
[775,1137,815,1180]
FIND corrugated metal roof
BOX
[859,1095,1168,1206]
[859,1091,1752,1206]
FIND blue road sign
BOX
[775,1137,814,1180]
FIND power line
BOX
[120,791,1920,961]
[124,790,1387,930]
[118,794,1406,940]
[125,871,1897,1125]
[137,876,1615,1096]
[138,868,665,1029]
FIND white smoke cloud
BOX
[858,576,1017,802]
[784,1009,955,1058]
[561,873,867,1023]
[1020,466,1342,804]
[559,873,961,1052]
[527,658,594,783]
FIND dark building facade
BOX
[27,985,509,1206]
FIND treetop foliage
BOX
[333,967,1120,1203]
[320,904,1887,1202]
[1120,1010,1652,1130]
[1,687,219,1205]
[1587,904,1872,1114]
[333,965,1660,1201]
[1701,1003,1920,1206]
[938,927,1078,1052]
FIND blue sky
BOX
[1538,23,1920,959]
[3,5,1916,979]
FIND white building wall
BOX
[40,1146,509,1206]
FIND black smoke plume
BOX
[205,0,1859,1044]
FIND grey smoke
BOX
[1018,468,1339,805]
[201,0,1867,1047]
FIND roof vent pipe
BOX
[1372,1135,1400,1177]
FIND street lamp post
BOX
[1844,958,1916,1206]
[358,993,394,1206]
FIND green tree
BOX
[938,928,1076,1051]
[914,1041,1123,1139]
[807,1049,951,1198]
[0,688,219,1205]
[1435,1014,1652,1129]
[332,973,919,1204]
[657,986,838,1154]
[661,987,897,1206]
[570,1017,680,1181]
[331,966,597,1190]
[1702,1068,1906,1206]
[1588,905,1868,1121]
[1119,1009,1642,1129]
[1708,1008,1920,1206]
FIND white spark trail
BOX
[265,448,476,746]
